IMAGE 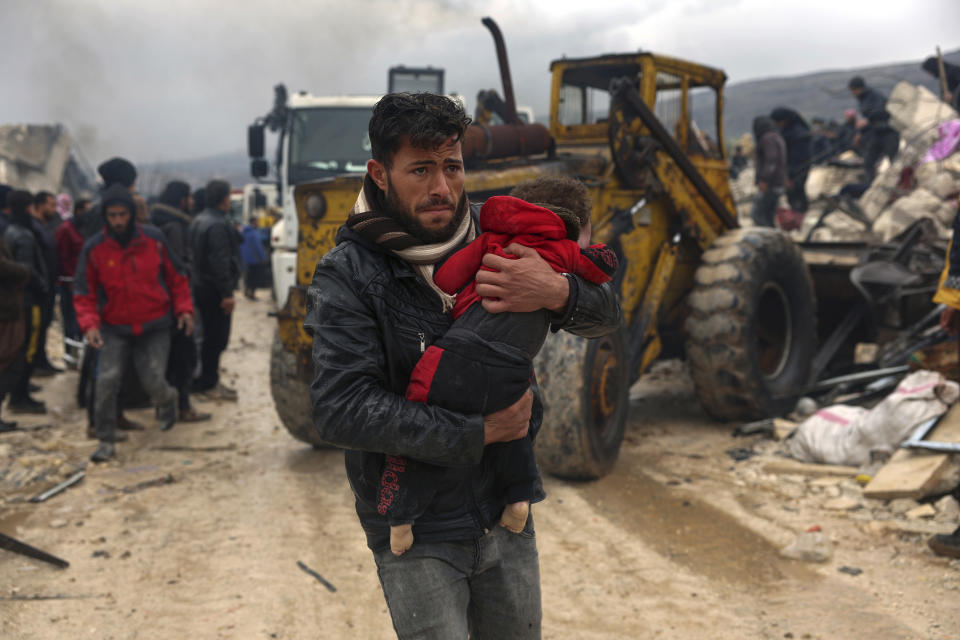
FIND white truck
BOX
[247,86,381,309]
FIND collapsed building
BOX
[0,124,97,198]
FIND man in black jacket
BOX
[0,235,29,430]
[151,181,211,422]
[305,93,620,638]
[189,180,240,401]
[849,76,900,186]
[2,190,48,414]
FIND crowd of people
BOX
[0,157,250,462]
[748,74,908,228]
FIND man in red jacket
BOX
[74,185,195,462]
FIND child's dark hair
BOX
[509,176,592,242]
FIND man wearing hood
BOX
[2,190,49,413]
[151,180,210,423]
[750,116,787,228]
[79,157,139,240]
[770,107,813,213]
[74,185,195,462]
[848,77,900,186]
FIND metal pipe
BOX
[481,17,520,125]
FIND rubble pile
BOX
[732,83,960,243]
[803,82,960,242]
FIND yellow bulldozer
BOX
[265,18,818,480]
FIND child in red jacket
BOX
[381,177,618,555]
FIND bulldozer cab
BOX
[549,53,727,160]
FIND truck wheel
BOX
[685,228,816,421]
[532,326,630,480]
[270,330,331,447]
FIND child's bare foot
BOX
[499,501,529,533]
[390,524,414,556]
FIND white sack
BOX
[788,370,959,466]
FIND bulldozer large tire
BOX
[532,326,630,480]
[685,228,816,421]
[270,330,330,447]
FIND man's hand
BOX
[220,297,236,314]
[177,312,195,336]
[757,181,768,192]
[483,389,533,445]
[85,327,103,349]
[941,306,959,334]
[785,178,794,189]
[476,244,569,314]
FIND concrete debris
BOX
[736,81,960,245]
[0,124,96,198]
[905,504,937,519]
[780,529,833,562]
[823,496,862,511]
[873,188,951,241]
[934,495,960,522]
[888,498,921,515]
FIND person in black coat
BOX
[188,180,241,400]
[849,76,900,186]
[921,56,960,112]
[2,190,49,413]
[151,181,211,423]
[770,107,813,213]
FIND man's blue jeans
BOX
[372,519,542,639]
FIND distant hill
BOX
[137,150,250,196]
[704,48,960,147]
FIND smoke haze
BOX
[2,0,958,165]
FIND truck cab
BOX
[248,88,380,309]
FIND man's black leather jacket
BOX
[189,208,240,299]
[304,221,620,551]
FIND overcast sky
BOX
[2,0,958,165]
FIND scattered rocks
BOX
[780,528,833,562]
[48,519,68,529]
[823,496,861,511]
[905,504,937,520]
[888,498,921,515]
[934,495,960,523]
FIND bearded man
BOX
[304,92,620,639]
[74,185,194,462]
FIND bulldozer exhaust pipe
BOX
[481,17,520,125]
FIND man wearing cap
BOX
[79,157,139,240]
[74,184,195,462]
[849,76,900,186]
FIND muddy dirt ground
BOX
[1,297,958,639]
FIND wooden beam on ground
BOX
[863,402,960,500]
[762,459,859,477]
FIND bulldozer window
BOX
[558,84,611,127]
[687,86,723,160]
[654,71,684,147]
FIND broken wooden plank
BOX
[864,402,960,500]
[762,459,859,477]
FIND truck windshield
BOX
[287,107,372,184]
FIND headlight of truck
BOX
[305,193,327,220]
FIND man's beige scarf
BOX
[345,175,474,312]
